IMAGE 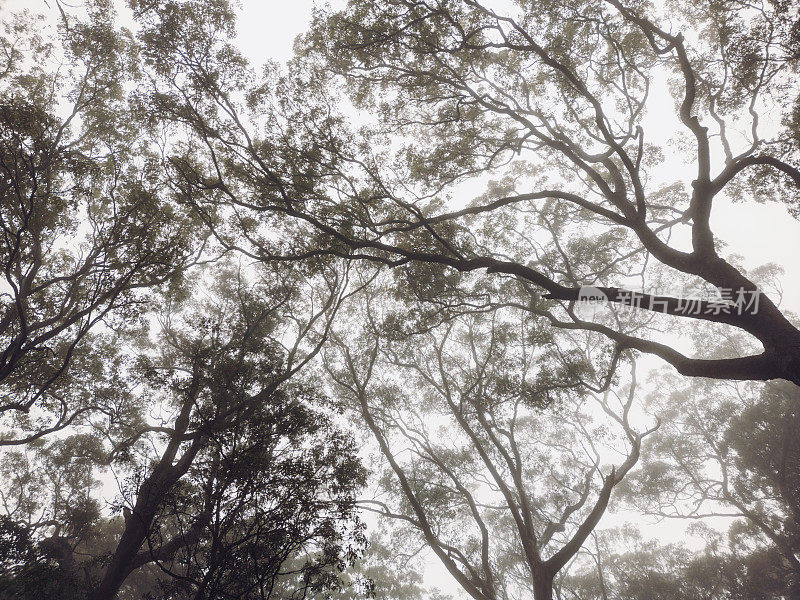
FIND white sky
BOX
[236,0,319,64]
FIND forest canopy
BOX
[0,0,799,599]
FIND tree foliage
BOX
[1,0,799,599]
[323,279,658,600]
[0,1,202,444]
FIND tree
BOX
[95,263,365,600]
[0,262,368,600]
[4,0,800,598]
[323,278,658,600]
[621,372,800,596]
[299,0,800,385]
[0,435,108,600]
[327,532,454,600]
[0,0,202,445]
[561,525,792,600]
[156,0,800,384]
[0,2,373,598]
[103,1,800,596]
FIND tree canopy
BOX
[1,0,799,599]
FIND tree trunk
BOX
[88,390,204,599]
[88,512,152,600]
[533,572,554,600]
[87,471,171,600]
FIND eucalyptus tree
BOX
[93,261,366,600]
[322,277,658,600]
[0,2,372,597]
[560,525,791,599]
[0,1,202,445]
[618,373,800,597]
[4,0,798,597]
[0,262,368,600]
[122,3,800,596]
[295,0,800,386]
[153,0,800,385]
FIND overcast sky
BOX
[236,0,318,65]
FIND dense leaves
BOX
[0,1,201,443]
